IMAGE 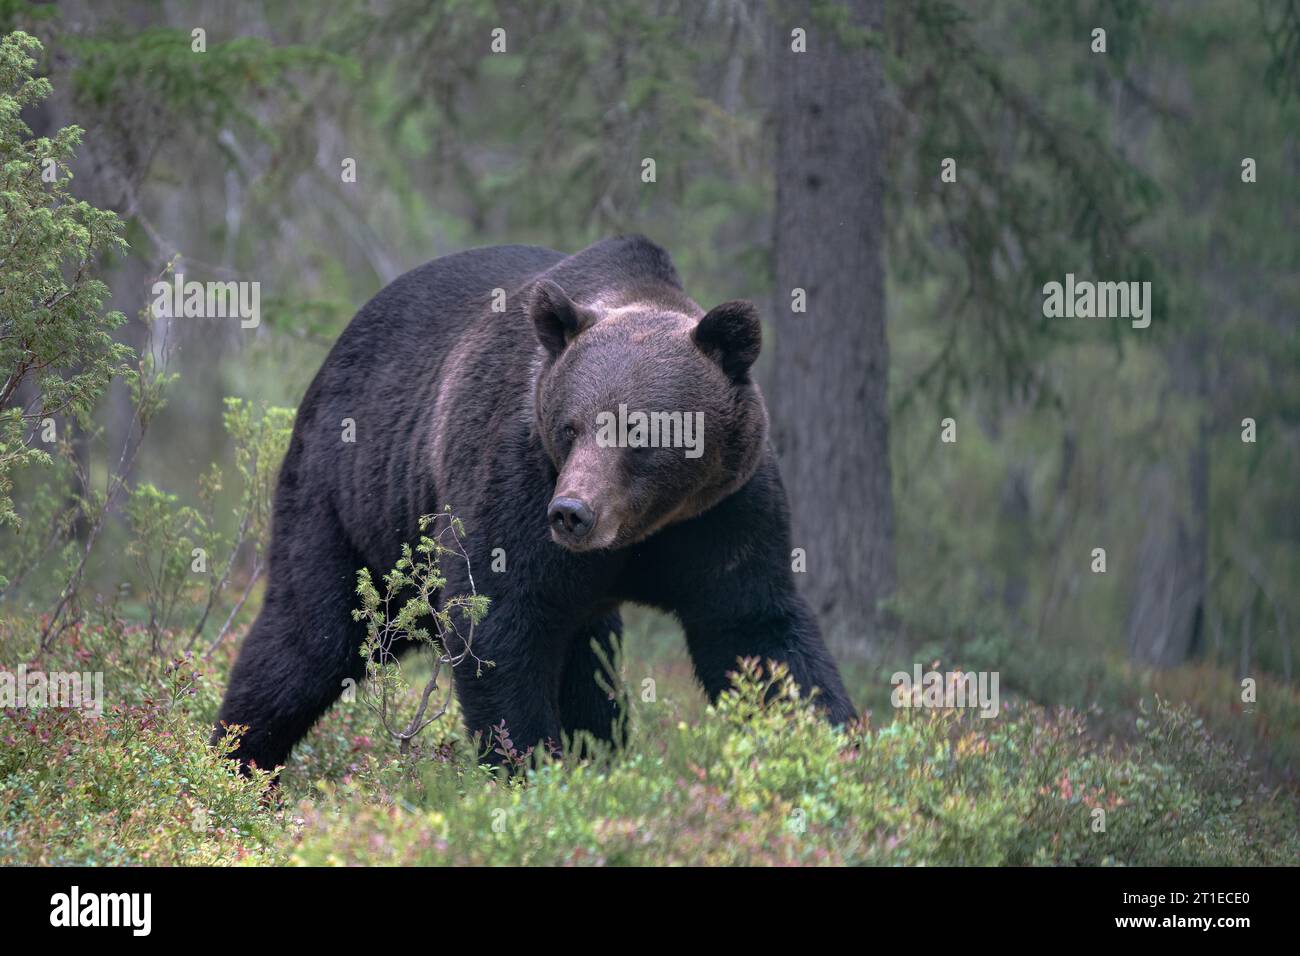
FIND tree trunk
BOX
[1127,341,1210,668]
[768,0,896,651]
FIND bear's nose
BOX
[548,496,596,540]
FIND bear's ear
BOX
[692,300,761,383]
[532,280,596,358]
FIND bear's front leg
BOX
[679,594,857,725]
[448,603,567,765]
[628,454,858,725]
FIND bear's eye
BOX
[562,424,578,442]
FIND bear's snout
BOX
[548,495,598,544]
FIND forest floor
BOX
[2,600,1297,866]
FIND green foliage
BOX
[320,0,768,310]
[0,447,78,597]
[1263,0,1300,101]
[67,28,350,147]
[0,624,280,864]
[886,0,1161,409]
[0,31,130,533]
[287,661,1296,866]
[889,0,1300,690]
[353,509,490,754]
[0,708,280,865]
[1,607,1293,866]
[218,398,294,567]
[123,483,202,648]
[188,399,295,651]
[26,290,180,653]
[0,1,54,34]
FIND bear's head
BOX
[531,279,768,552]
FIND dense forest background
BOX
[1,0,1298,866]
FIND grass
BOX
[1,606,1297,866]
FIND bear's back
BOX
[334,235,683,358]
[345,244,565,350]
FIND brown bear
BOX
[214,235,855,771]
